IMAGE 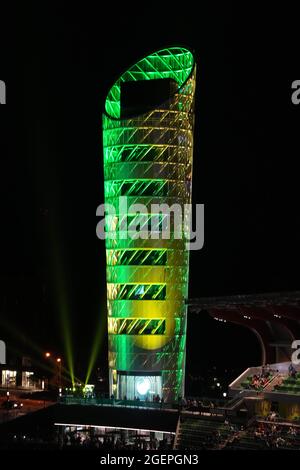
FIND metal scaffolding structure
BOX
[187,291,300,365]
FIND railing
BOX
[229,367,260,390]
[222,390,248,410]
[261,372,281,392]
[59,396,178,411]
[173,416,182,449]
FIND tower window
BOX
[108,283,166,300]
[108,318,166,335]
[107,249,167,266]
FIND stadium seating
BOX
[274,373,300,394]
[225,421,300,450]
[240,372,273,391]
[175,417,233,450]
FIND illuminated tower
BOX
[103,47,196,402]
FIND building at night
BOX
[0,353,43,390]
[102,47,196,402]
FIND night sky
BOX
[1,4,299,388]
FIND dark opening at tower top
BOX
[120,78,178,118]
[104,47,194,120]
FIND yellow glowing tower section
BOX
[103,47,196,402]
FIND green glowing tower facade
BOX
[103,47,196,402]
